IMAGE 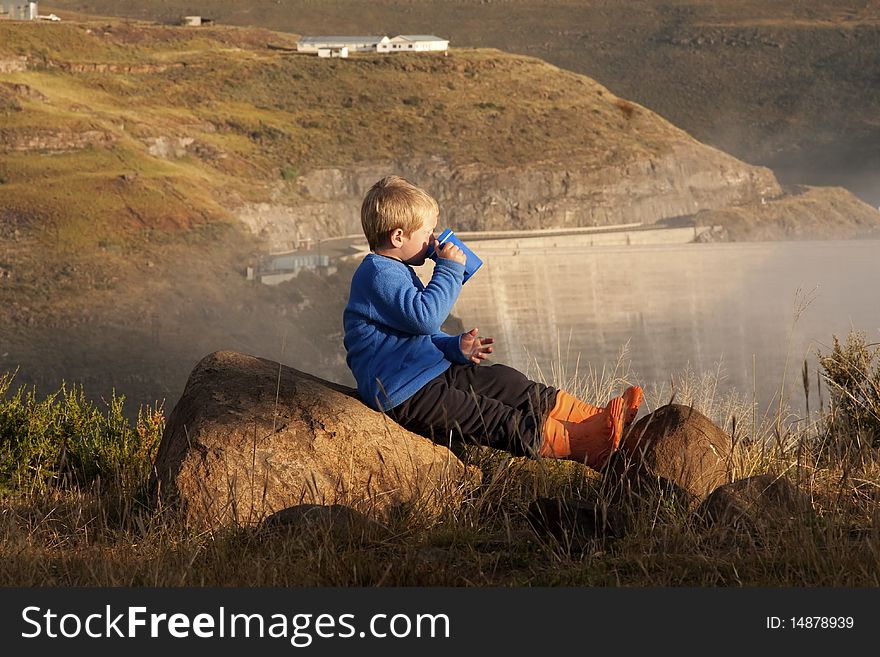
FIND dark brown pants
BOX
[388,363,558,457]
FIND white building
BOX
[384,35,449,52]
[297,36,390,54]
[297,34,448,55]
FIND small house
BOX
[182,16,215,27]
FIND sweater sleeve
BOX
[369,258,465,335]
[431,331,470,364]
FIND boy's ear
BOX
[389,228,405,247]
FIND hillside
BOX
[1,16,879,416]
[42,0,880,207]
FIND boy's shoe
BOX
[549,389,602,424]
[540,386,643,468]
[541,396,626,469]
[550,386,642,428]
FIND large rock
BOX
[152,351,474,529]
[612,404,733,507]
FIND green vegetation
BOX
[818,331,880,455]
[0,370,163,496]
[0,331,877,586]
[279,164,299,181]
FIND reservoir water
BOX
[430,238,880,416]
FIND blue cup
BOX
[428,228,483,283]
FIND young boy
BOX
[343,175,642,469]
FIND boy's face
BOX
[398,212,438,266]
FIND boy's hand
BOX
[436,241,467,266]
[460,328,494,364]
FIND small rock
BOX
[527,496,628,542]
[696,473,815,536]
[261,503,390,543]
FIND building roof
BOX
[297,36,384,44]
[391,35,448,42]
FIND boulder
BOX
[696,473,816,536]
[152,351,475,529]
[611,404,733,508]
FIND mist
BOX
[1,254,358,421]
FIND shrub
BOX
[817,331,880,453]
[0,371,164,495]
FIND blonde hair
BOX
[360,176,439,251]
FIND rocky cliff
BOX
[237,144,782,252]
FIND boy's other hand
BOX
[460,327,495,364]
[437,241,467,266]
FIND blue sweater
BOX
[343,253,470,410]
